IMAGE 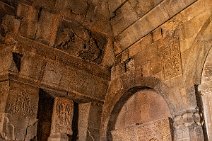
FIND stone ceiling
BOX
[0,0,115,67]
[0,0,199,68]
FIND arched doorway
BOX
[200,48,212,140]
[110,90,172,141]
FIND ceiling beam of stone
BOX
[109,0,198,55]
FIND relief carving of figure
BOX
[79,35,101,62]
[54,21,107,63]
[55,99,73,134]
[55,28,75,50]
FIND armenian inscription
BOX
[158,33,182,80]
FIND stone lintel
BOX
[1,73,105,103]
[15,36,111,81]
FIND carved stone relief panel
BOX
[112,118,172,141]
[3,82,39,140]
[54,20,107,64]
[158,32,182,80]
[51,97,74,135]
[5,82,38,118]
[7,92,34,117]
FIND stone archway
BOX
[111,89,172,141]
[200,48,212,140]
[100,76,176,141]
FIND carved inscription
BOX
[54,28,75,50]
[159,33,182,80]
[53,97,73,134]
[112,118,172,141]
[7,91,35,117]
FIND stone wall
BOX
[112,118,172,141]
[101,0,211,140]
[0,0,211,140]
[200,48,212,140]
[114,90,171,130]
[0,81,39,140]
[0,0,113,140]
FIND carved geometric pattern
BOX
[158,32,182,80]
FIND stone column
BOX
[48,97,74,141]
[78,103,91,141]
[78,102,103,141]
[173,110,204,141]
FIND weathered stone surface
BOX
[0,0,16,22]
[129,0,163,18]
[110,1,138,36]
[115,91,171,130]
[1,81,39,140]
[78,103,91,141]
[113,0,198,54]
[55,20,107,63]
[173,110,204,141]
[200,48,212,140]
[49,97,73,140]
[0,81,9,113]
[112,118,172,141]
[0,0,211,140]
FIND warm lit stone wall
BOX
[0,0,112,140]
[0,0,211,140]
[200,49,212,140]
[101,0,211,140]
[0,81,39,140]
[112,90,172,141]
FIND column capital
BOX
[173,110,202,128]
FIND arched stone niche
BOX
[100,76,176,141]
[111,90,172,141]
[200,48,212,140]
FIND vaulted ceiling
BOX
[0,0,198,68]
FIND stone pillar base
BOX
[48,133,69,141]
[173,110,205,141]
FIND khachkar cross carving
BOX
[7,91,35,117]
[51,97,74,135]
